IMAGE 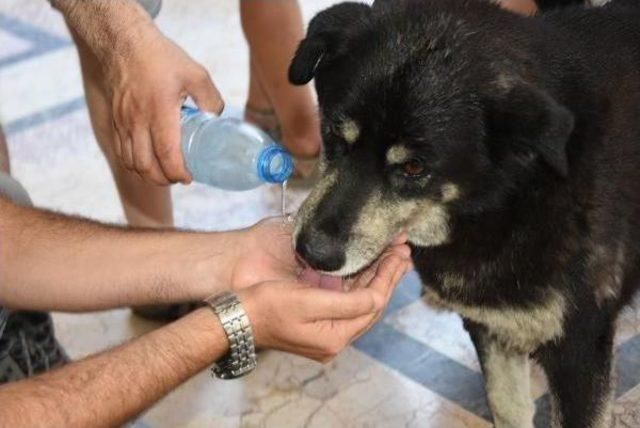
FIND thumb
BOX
[185,67,225,115]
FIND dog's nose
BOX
[295,232,345,272]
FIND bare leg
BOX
[69,28,173,229]
[245,56,280,134]
[240,0,321,161]
[501,0,539,15]
[0,125,9,174]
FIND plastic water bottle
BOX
[180,106,294,191]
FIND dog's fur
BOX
[289,0,640,426]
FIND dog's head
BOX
[290,0,574,275]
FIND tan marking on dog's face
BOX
[316,151,329,175]
[406,202,450,247]
[295,173,452,275]
[386,145,411,165]
[332,196,450,275]
[425,288,566,353]
[340,119,360,144]
[441,183,461,203]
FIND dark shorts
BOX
[0,173,68,383]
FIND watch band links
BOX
[204,292,257,379]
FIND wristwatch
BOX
[204,292,257,379]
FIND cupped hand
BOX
[104,25,224,185]
[228,218,301,290]
[237,244,412,362]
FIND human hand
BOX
[228,218,301,290]
[237,244,412,362]
[103,24,224,185]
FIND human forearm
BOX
[51,0,157,66]
[0,198,239,311]
[0,308,227,428]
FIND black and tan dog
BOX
[289,0,640,426]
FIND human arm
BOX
[0,197,242,311]
[0,308,228,427]
[0,246,410,427]
[51,0,223,184]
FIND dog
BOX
[288,0,640,426]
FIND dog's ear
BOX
[289,2,371,85]
[486,83,574,177]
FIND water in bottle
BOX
[180,106,294,191]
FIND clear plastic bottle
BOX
[180,106,294,190]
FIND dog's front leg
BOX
[465,319,535,428]
[534,314,615,428]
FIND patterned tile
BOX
[0,12,69,68]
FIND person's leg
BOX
[240,0,321,162]
[68,28,173,229]
[245,56,281,139]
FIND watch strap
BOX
[204,292,257,379]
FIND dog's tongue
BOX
[319,274,343,291]
[299,267,344,291]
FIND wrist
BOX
[56,0,157,66]
[170,307,230,367]
[173,231,243,301]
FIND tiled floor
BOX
[1,1,639,427]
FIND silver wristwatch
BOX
[204,292,257,379]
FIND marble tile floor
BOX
[2,1,640,427]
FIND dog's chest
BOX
[422,281,567,354]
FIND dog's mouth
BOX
[298,266,345,291]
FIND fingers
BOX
[122,134,135,170]
[342,256,411,342]
[150,104,192,184]
[366,251,411,306]
[391,231,409,245]
[111,119,124,160]
[112,95,187,184]
[301,287,380,320]
[185,66,225,115]
[132,127,170,185]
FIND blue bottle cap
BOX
[181,105,200,118]
[257,145,294,184]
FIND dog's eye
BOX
[402,159,426,177]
